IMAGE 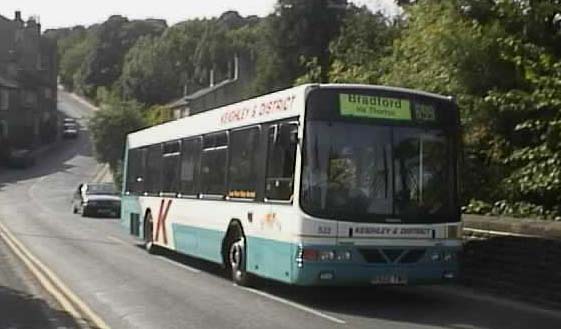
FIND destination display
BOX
[339,94,412,120]
[337,93,440,123]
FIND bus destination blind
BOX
[339,93,412,121]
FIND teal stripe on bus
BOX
[171,222,297,283]
[172,224,223,263]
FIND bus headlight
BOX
[337,250,352,261]
[319,250,336,261]
[443,251,454,262]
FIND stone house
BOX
[0,11,58,159]
[168,54,255,119]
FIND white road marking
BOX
[239,286,346,325]
[156,256,201,273]
[107,236,130,247]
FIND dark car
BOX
[72,183,121,217]
[62,122,78,139]
[7,149,36,168]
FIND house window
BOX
[44,88,52,99]
[0,89,9,111]
[22,90,37,107]
[0,120,7,139]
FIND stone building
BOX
[0,11,58,159]
[168,54,255,119]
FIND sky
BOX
[0,0,400,30]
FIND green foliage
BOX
[54,16,167,98]
[55,27,92,90]
[119,36,182,105]
[255,0,348,92]
[88,95,146,172]
[484,37,561,210]
[145,105,174,126]
[328,6,397,84]
[118,13,258,105]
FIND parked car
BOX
[72,183,121,217]
[62,122,78,139]
[7,149,36,168]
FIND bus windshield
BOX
[301,121,458,223]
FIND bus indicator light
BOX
[302,248,319,261]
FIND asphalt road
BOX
[0,233,78,329]
[0,91,559,329]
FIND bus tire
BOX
[144,210,156,254]
[228,235,251,286]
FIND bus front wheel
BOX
[228,236,250,286]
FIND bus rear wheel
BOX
[228,236,251,286]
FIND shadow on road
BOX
[152,247,558,329]
[0,285,78,329]
[0,127,94,192]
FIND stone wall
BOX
[461,215,561,308]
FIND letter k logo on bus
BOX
[155,199,172,245]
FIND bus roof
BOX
[127,84,454,149]
[318,84,454,101]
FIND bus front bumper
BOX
[292,246,460,286]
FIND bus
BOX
[121,84,462,286]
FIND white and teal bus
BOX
[121,84,462,286]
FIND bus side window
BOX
[228,127,259,199]
[265,123,298,201]
[145,143,163,195]
[162,140,181,195]
[126,148,146,194]
[180,137,201,196]
[200,132,228,197]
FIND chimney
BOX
[15,11,21,21]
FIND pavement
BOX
[0,91,559,329]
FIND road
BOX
[0,91,559,329]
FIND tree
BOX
[88,95,146,178]
[119,36,181,105]
[75,16,167,98]
[118,13,258,106]
[327,5,398,84]
[254,0,348,92]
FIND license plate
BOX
[371,274,407,285]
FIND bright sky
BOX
[0,0,399,30]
